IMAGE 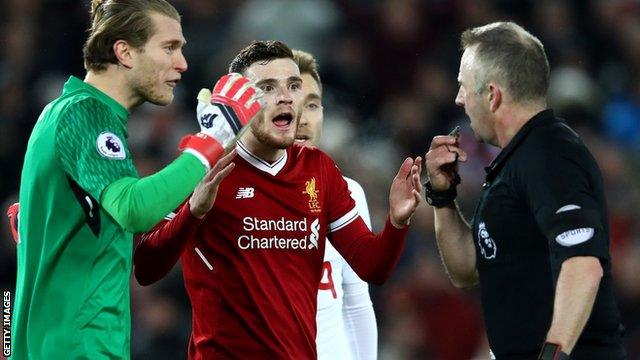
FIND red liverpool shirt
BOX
[135,142,408,359]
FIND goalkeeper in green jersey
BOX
[9,0,263,359]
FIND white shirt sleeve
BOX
[342,177,377,359]
[344,177,372,230]
[342,281,378,360]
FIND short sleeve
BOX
[56,98,138,202]
[517,140,608,263]
[323,154,358,233]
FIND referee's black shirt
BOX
[472,110,625,359]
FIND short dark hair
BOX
[228,40,294,74]
[292,50,322,94]
[461,21,549,104]
[83,0,180,72]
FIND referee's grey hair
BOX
[461,21,549,104]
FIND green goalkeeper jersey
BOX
[12,76,206,359]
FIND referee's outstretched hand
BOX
[189,149,237,219]
[389,156,423,228]
[425,135,467,191]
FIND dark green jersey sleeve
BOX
[101,153,205,233]
[57,96,207,233]
[56,97,138,201]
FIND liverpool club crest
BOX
[303,177,321,213]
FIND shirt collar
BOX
[236,141,288,176]
[484,109,557,181]
[62,76,130,124]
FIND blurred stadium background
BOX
[1,0,640,359]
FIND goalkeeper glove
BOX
[7,202,19,244]
[181,73,263,169]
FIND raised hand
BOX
[197,73,264,148]
[181,73,264,170]
[425,134,467,191]
[389,157,423,228]
[189,149,237,219]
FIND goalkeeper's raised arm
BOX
[101,73,262,233]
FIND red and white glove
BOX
[180,73,263,169]
[7,202,19,244]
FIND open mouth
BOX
[295,134,310,143]
[272,112,294,129]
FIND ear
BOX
[487,83,502,112]
[113,40,135,69]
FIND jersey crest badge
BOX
[302,177,321,213]
[96,132,126,159]
[478,222,497,259]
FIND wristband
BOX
[179,133,224,170]
[538,342,570,360]
[424,177,458,208]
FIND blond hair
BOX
[83,0,180,72]
[292,50,322,93]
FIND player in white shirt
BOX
[293,50,378,360]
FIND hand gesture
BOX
[389,157,423,228]
[197,73,264,149]
[180,73,263,170]
[189,149,237,219]
[425,133,467,191]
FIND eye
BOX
[260,84,274,92]
[289,82,301,91]
[164,46,175,54]
[306,102,319,110]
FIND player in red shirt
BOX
[134,40,423,359]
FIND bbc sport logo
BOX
[3,290,11,357]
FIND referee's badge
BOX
[478,222,497,260]
[96,132,126,159]
[555,228,594,246]
[554,204,594,246]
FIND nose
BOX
[298,110,308,127]
[455,88,464,107]
[175,50,188,73]
[276,85,293,105]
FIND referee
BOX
[424,22,625,359]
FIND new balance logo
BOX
[236,187,255,199]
